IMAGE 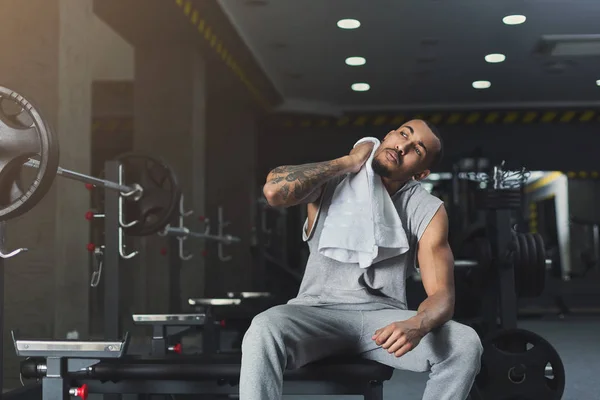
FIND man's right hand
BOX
[348,141,375,173]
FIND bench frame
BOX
[61,378,385,400]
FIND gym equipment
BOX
[456,231,549,298]
[188,292,275,354]
[132,314,207,356]
[513,232,547,298]
[473,328,565,400]
[159,197,241,261]
[18,348,393,400]
[459,162,537,334]
[0,86,181,236]
[0,86,59,221]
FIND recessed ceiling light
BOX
[351,83,370,92]
[596,79,600,86]
[337,19,361,29]
[503,15,526,25]
[345,56,366,66]
[472,80,491,89]
[485,53,506,63]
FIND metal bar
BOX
[0,224,5,400]
[104,161,120,340]
[188,231,240,244]
[454,260,478,267]
[168,232,181,313]
[23,159,136,194]
[495,209,518,330]
[163,226,241,244]
[453,259,551,268]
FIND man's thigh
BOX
[245,304,364,369]
[356,308,479,372]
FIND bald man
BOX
[241,120,483,400]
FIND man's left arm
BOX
[372,205,455,357]
[410,204,456,334]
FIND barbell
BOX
[454,232,550,298]
[0,86,181,236]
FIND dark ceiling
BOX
[218,0,600,115]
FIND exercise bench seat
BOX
[21,354,394,399]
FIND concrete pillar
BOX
[133,45,206,315]
[0,0,92,388]
[205,73,259,296]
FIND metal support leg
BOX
[202,306,220,354]
[0,226,5,397]
[104,162,122,400]
[488,208,518,331]
[151,325,167,357]
[104,161,121,340]
[364,381,384,400]
[168,235,181,313]
[42,358,69,400]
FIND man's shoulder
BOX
[396,182,444,216]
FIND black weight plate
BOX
[0,87,59,220]
[475,237,493,270]
[532,233,547,296]
[475,328,565,400]
[524,233,543,298]
[515,233,530,297]
[116,154,181,236]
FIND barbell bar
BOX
[454,259,552,268]
[163,226,241,245]
[23,158,140,197]
[0,87,182,235]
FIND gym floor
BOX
[282,316,599,400]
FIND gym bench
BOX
[20,354,393,400]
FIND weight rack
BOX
[0,159,132,397]
[464,164,528,335]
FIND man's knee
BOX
[242,305,290,350]
[452,323,484,368]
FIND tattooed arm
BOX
[263,142,375,208]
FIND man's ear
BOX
[413,169,431,181]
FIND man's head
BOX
[371,119,443,182]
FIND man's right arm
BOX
[262,156,355,208]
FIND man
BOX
[240,120,483,400]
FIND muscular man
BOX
[241,120,483,400]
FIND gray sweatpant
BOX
[239,304,483,400]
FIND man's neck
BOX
[381,176,411,196]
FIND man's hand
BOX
[348,141,375,173]
[372,319,425,358]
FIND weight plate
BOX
[475,328,565,400]
[525,233,543,297]
[475,237,493,270]
[0,87,59,221]
[515,233,530,297]
[532,233,547,296]
[116,153,181,236]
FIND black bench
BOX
[21,354,394,399]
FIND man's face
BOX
[371,120,440,182]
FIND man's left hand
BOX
[372,319,425,358]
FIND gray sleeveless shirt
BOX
[288,175,443,311]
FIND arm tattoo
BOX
[268,160,346,202]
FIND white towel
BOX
[318,137,410,268]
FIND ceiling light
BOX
[337,19,361,29]
[596,79,600,86]
[485,53,506,63]
[472,80,491,89]
[345,56,366,66]
[503,15,526,25]
[351,83,370,92]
